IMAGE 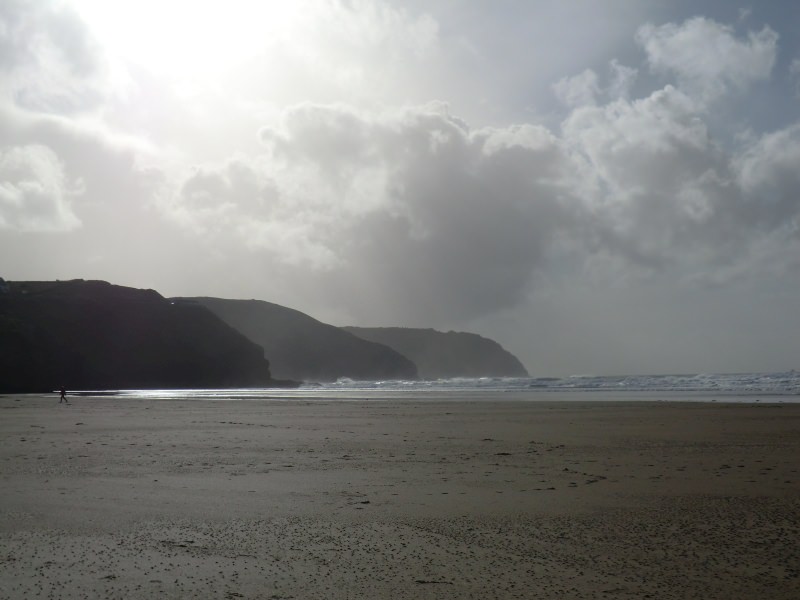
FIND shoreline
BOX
[1,396,798,598]
[5,387,800,404]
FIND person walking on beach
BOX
[59,385,68,404]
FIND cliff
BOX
[179,297,418,382]
[0,280,286,393]
[343,326,529,380]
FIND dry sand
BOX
[1,395,798,599]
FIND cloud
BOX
[607,60,637,100]
[161,103,578,324]
[555,62,638,109]
[0,144,81,232]
[158,9,800,323]
[561,84,740,269]
[635,17,777,106]
[552,17,797,282]
[553,69,600,108]
[4,2,800,355]
[736,123,800,234]
[0,0,108,114]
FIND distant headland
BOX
[0,279,528,392]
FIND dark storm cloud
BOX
[164,104,579,324]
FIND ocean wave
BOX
[312,371,800,394]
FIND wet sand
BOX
[1,395,798,599]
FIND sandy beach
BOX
[1,395,798,599]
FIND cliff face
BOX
[180,297,418,382]
[0,280,282,393]
[344,326,529,380]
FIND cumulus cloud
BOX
[154,15,800,325]
[0,144,81,232]
[561,84,740,268]
[549,17,795,283]
[736,123,800,233]
[160,103,578,323]
[635,17,777,106]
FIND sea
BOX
[63,371,800,403]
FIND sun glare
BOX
[72,0,307,78]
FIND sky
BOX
[1,0,800,376]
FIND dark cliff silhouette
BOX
[344,326,529,380]
[178,297,418,382]
[0,280,290,393]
